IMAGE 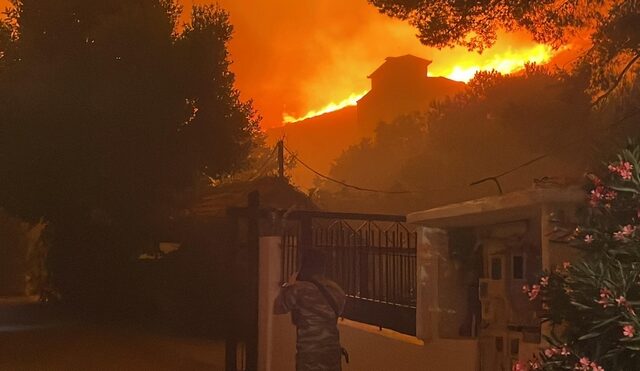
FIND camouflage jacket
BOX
[274,277,346,371]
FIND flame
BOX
[282,91,368,124]
[435,44,555,82]
[282,43,557,124]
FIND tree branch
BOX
[592,51,640,107]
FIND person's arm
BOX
[273,272,298,315]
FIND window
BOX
[495,337,504,352]
[510,339,520,356]
[513,256,524,279]
[491,257,502,280]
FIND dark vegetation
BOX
[316,1,640,214]
[0,0,260,328]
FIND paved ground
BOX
[0,297,226,371]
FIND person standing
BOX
[274,248,347,371]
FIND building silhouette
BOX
[268,55,466,189]
[357,55,465,135]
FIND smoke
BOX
[202,0,582,129]
[0,0,582,129]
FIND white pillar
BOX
[258,236,283,371]
[416,226,447,342]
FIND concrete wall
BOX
[264,231,480,371]
[271,315,479,371]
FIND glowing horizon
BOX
[281,44,556,124]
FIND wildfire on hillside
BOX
[436,44,555,82]
[282,42,559,124]
[282,91,368,124]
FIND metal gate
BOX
[225,199,418,371]
[281,210,417,335]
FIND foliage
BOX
[0,1,259,306]
[519,141,640,370]
[319,66,597,213]
[368,0,640,100]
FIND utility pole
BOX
[277,139,284,179]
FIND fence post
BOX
[258,236,283,371]
[416,226,447,341]
[226,215,239,371]
[246,191,260,371]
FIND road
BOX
[0,297,226,371]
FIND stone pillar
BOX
[258,236,283,371]
[416,226,448,342]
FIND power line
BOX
[469,108,640,191]
[283,145,415,194]
[283,144,469,194]
[282,105,640,196]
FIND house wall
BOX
[271,316,479,371]
[266,231,480,371]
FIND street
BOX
[0,297,226,371]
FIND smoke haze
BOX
[0,0,581,129]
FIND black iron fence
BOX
[281,211,417,335]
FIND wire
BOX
[281,105,640,196]
[284,144,428,194]
[469,108,640,189]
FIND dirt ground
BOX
[0,297,226,371]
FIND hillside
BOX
[266,106,359,190]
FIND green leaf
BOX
[578,331,602,340]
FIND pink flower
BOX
[590,175,602,186]
[623,324,635,337]
[522,284,530,294]
[620,162,634,180]
[512,361,527,371]
[576,357,604,371]
[599,288,612,307]
[622,224,635,236]
[528,359,541,370]
[609,161,634,180]
[528,284,540,301]
[544,348,555,357]
[604,190,617,201]
[584,234,594,244]
[563,262,571,270]
[540,276,549,287]
[560,347,570,356]
[614,225,635,241]
[580,357,591,366]
[589,186,605,206]
[616,296,627,306]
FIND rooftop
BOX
[407,186,584,228]
[367,54,432,79]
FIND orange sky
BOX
[1,1,580,129]
[190,1,580,129]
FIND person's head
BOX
[298,248,327,281]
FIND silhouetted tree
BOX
[0,1,259,308]
[319,66,600,213]
[369,0,640,102]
